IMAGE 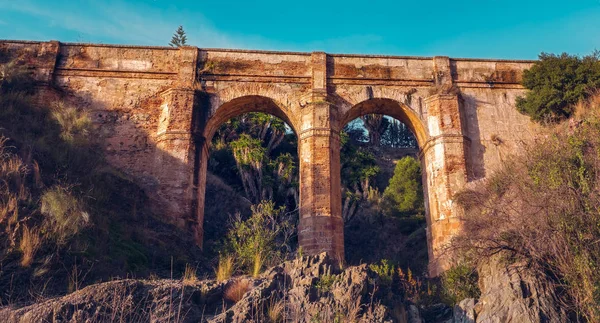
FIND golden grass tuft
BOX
[40,185,89,245]
[252,252,263,278]
[215,254,235,282]
[20,225,41,267]
[267,295,285,323]
[182,264,198,285]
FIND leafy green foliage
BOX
[383,157,424,216]
[440,264,480,305]
[344,117,417,149]
[381,118,417,148]
[340,131,380,188]
[225,201,295,276]
[516,52,600,122]
[209,113,298,208]
[369,259,395,287]
[315,274,339,294]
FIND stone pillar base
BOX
[298,216,344,261]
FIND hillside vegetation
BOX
[0,52,206,305]
[454,91,600,320]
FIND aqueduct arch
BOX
[192,94,298,246]
[3,40,538,276]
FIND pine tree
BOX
[382,156,424,216]
[169,25,188,47]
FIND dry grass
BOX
[453,97,600,321]
[266,295,284,323]
[224,279,251,303]
[252,252,263,278]
[215,254,235,282]
[19,226,41,267]
[182,264,198,286]
[51,101,92,146]
[40,185,89,245]
[0,135,28,231]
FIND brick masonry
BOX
[0,40,540,276]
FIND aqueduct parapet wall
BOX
[0,40,539,275]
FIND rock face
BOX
[454,298,476,323]
[209,253,389,323]
[474,258,567,323]
[0,254,390,323]
[0,253,571,323]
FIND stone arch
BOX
[203,94,298,142]
[338,98,428,147]
[193,93,299,249]
[337,97,435,271]
[337,94,468,276]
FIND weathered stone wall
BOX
[0,40,537,275]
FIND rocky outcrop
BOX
[454,298,475,323]
[208,253,390,322]
[0,254,390,323]
[474,257,568,323]
[0,253,572,323]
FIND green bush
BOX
[225,201,295,276]
[382,156,424,216]
[516,52,600,122]
[441,264,480,305]
[315,274,339,294]
[369,259,395,287]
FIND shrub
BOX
[40,185,89,245]
[440,264,480,305]
[453,98,600,320]
[225,201,295,276]
[516,52,600,122]
[369,259,395,287]
[315,274,339,294]
[382,156,424,216]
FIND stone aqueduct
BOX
[1,40,539,275]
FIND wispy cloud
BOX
[0,0,391,53]
[0,0,243,47]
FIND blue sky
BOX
[0,0,599,59]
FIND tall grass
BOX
[215,255,234,282]
[252,252,264,278]
[40,185,89,245]
[19,226,41,267]
[182,264,198,286]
